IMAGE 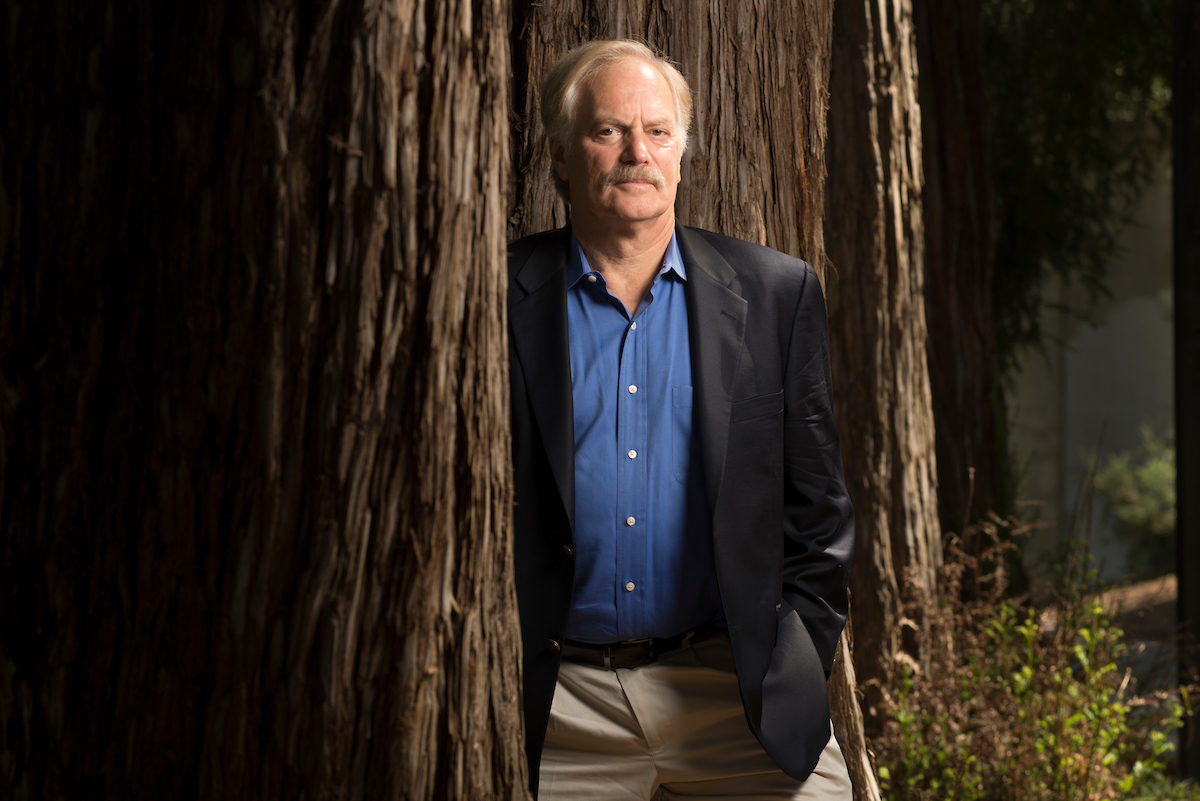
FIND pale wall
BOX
[1010,161,1173,584]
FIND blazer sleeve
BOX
[779,264,855,676]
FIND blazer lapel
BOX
[677,226,747,511]
[509,228,576,533]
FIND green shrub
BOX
[1094,424,1176,578]
[1123,773,1200,801]
[875,517,1193,801]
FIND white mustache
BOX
[604,165,665,189]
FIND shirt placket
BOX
[615,302,650,639]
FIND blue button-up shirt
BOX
[565,231,721,644]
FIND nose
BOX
[621,129,650,164]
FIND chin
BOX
[608,197,674,219]
[611,208,671,224]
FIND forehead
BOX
[578,59,675,120]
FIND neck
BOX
[572,210,676,285]
[572,212,675,315]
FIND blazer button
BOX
[547,639,562,654]
[562,545,574,557]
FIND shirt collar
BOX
[567,229,688,288]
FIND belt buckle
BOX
[618,636,656,666]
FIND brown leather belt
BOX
[562,623,720,670]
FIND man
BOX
[507,40,855,800]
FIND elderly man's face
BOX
[552,59,684,229]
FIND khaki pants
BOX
[539,631,853,800]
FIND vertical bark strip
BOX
[829,609,884,801]
[825,0,941,729]
[0,2,528,799]
[914,0,1009,534]
[1175,0,1200,779]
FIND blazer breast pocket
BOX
[731,389,784,423]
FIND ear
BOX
[549,139,570,181]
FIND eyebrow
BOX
[592,117,674,129]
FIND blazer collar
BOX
[513,226,572,297]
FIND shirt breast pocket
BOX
[672,386,694,484]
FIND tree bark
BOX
[508,5,879,799]
[914,0,1010,535]
[0,2,528,799]
[829,607,884,801]
[825,0,942,737]
[1174,0,1200,780]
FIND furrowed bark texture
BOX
[0,2,528,799]
[508,0,832,281]
[825,0,942,735]
[829,608,884,801]
[508,4,880,797]
[914,0,1010,534]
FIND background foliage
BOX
[981,0,1172,374]
[1094,425,1177,579]
[875,523,1193,801]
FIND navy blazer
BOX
[507,224,855,795]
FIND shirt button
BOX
[630,322,637,330]
[628,385,637,394]
[627,449,637,459]
[587,274,597,283]
[562,545,573,557]
[625,582,635,592]
[547,639,562,653]
[626,516,635,526]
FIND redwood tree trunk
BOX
[1175,0,1200,780]
[914,0,1010,535]
[0,2,527,799]
[825,0,942,737]
[508,4,878,798]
